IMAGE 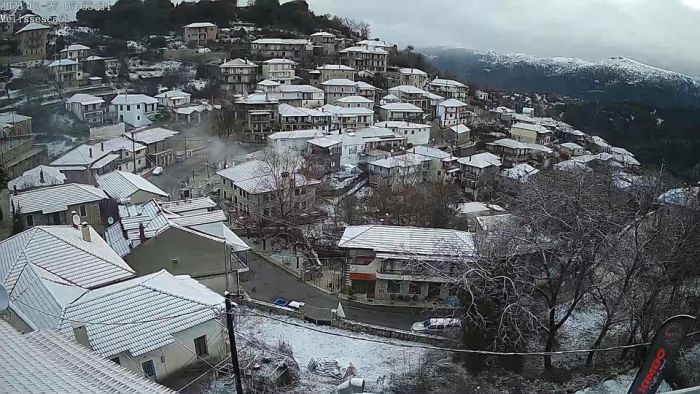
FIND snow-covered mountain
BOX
[424,48,700,107]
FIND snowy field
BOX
[235,310,429,392]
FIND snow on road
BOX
[235,310,429,392]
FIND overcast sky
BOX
[302,0,700,76]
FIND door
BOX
[366,280,376,299]
[142,360,156,381]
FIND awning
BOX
[349,273,376,281]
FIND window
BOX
[142,360,156,380]
[79,205,87,216]
[387,280,401,293]
[137,116,140,120]
[408,282,421,295]
[138,159,142,164]
[126,105,130,111]
[194,335,208,356]
[137,104,140,109]
[26,215,33,226]
[120,105,123,110]
[111,357,121,365]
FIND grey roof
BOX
[511,122,552,134]
[15,22,50,34]
[407,146,451,159]
[0,320,174,393]
[317,64,354,71]
[7,165,66,192]
[308,137,341,148]
[0,112,31,124]
[380,103,423,112]
[98,136,146,153]
[49,59,78,67]
[220,58,257,68]
[125,127,179,145]
[11,183,107,214]
[368,153,431,169]
[657,187,699,208]
[50,144,118,169]
[339,225,476,257]
[457,152,503,169]
[111,94,158,105]
[439,98,469,108]
[269,129,324,140]
[158,197,216,214]
[65,93,104,105]
[96,171,169,201]
[217,159,320,194]
[60,44,91,52]
[184,22,216,28]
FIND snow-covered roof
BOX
[375,121,429,130]
[511,122,552,134]
[217,159,320,194]
[407,146,450,159]
[591,136,610,147]
[268,129,324,140]
[439,98,468,108]
[278,103,312,117]
[336,95,373,104]
[96,171,168,201]
[381,94,400,101]
[263,58,296,65]
[15,22,50,34]
[84,55,105,61]
[308,137,341,148]
[310,31,335,37]
[158,197,216,214]
[334,107,374,117]
[321,78,357,87]
[657,187,699,208]
[388,85,427,95]
[60,44,91,52]
[489,138,554,154]
[98,136,146,153]
[560,142,584,150]
[236,93,279,104]
[155,89,191,99]
[610,146,635,157]
[125,127,179,145]
[253,38,311,45]
[339,225,476,257]
[221,58,257,68]
[399,68,427,76]
[500,163,539,182]
[356,39,393,48]
[355,81,378,90]
[50,144,118,169]
[369,153,431,169]
[111,94,158,105]
[0,112,31,124]
[65,93,104,105]
[340,46,388,55]
[7,165,65,191]
[11,183,107,215]
[456,202,505,215]
[184,22,216,28]
[257,79,281,87]
[553,159,593,173]
[278,84,323,93]
[429,78,466,88]
[457,152,503,169]
[0,226,135,302]
[0,320,174,393]
[380,102,423,113]
[317,64,354,71]
[49,59,78,67]
[449,124,471,134]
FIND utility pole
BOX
[224,292,244,394]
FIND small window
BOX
[263,208,270,216]
[172,258,179,264]
[79,205,87,216]
[26,215,34,227]
[137,104,140,110]
[387,280,401,293]
[142,360,156,380]
[137,116,140,120]
[126,105,131,111]
[408,282,421,295]
[194,335,208,356]
[111,357,121,365]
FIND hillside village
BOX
[0,1,699,393]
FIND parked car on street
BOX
[411,318,461,333]
[152,166,164,175]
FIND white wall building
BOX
[65,93,106,124]
[321,78,358,104]
[110,94,158,127]
[261,58,296,84]
[268,129,325,154]
[436,98,470,128]
[374,121,431,146]
[155,90,192,108]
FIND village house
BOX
[457,152,503,200]
[321,104,374,131]
[387,85,431,112]
[277,104,331,132]
[499,163,540,193]
[338,45,388,73]
[407,145,452,180]
[96,170,168,203]
[379,102,424,123]
[310,31,337,55]
[219,58,258,95]
[610,146,641,167]
[125,127,181,168]
[251,38,312,62]
[257,79,281,93]
[560,142,585,157]
[15,22,50,60]
[0,320,173,393]
[356,39,394,49]
[355,81,379,103]
[183,22,218,45]
[97,136,148,173]
[10,183,108,231]
[268,129,325,154]
[110,94,159,128]
[428,78,469,101]
[339,225,476,303]
[316,64,355,84]
[436,98,470,128]
[48,59,80,87]
[367,153,432,188]
[7,165,65,192]
[261,58,296,84]
[590,135,612,153]
[443,124,471,146]
[217,159,320,220]
[486,138,553,168]
[380,94,401,106]
[522,107,535,117]
[336,95,373,109]
[321,78,358,104]
[65,93,106,124]
[306,137,342,174]
[276,84,325,108]
[328,127,407,166]
[50,144,119,184]
[0,112,32,136]
[510,122,553,145]
[397,68,428,88]
[59,43,91,60]
[475,90,489,101]
[1,136,47,179]
[455,202,506,231]
[234,93,279,142]
[374,121,431,146]
[155,89,191,108]
[106,199,250,280]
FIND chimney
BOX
[100,142,104,151]
[89,147,93,158]
[71,322,92,350]
[13,185,17,196]
[138,222,146,243]
[81,222,91,242]
[39,169,44,183]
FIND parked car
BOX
[152,166,164,175]
[272,298,305,310]
[411,318,461,333]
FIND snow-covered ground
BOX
[575,371,671,394]
[235,310,429,392]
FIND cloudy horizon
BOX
[301,0,700,76]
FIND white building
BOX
[59,43,90,60]
[310,31,336,55]
[65,93,105,124]
[277,103,331,132]
[321,78,358,104]
[97,136,148,173]
[374,121,431,146]
[321,104,374,131]
[110,94,158,127]
[336,95,373,109]
[219,58,258,95]
[560,142,585,157]
[261,58,296,84]
[268,129,325,154]
[428,78,469,101]
[48,59,79,86]
[379,102,424,122]
[367,153,432,188]
[277,84,324,108]
[397,68,428,88]
[338,45,388,73]
[328,127,406,166]
[316,64,354,83]
[155,90,191,108]
[436,98,470,128]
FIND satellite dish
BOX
[72,213,81,227]
[0,284,8,312]
[107,216,114,225]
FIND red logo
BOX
[637,348,666,393]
